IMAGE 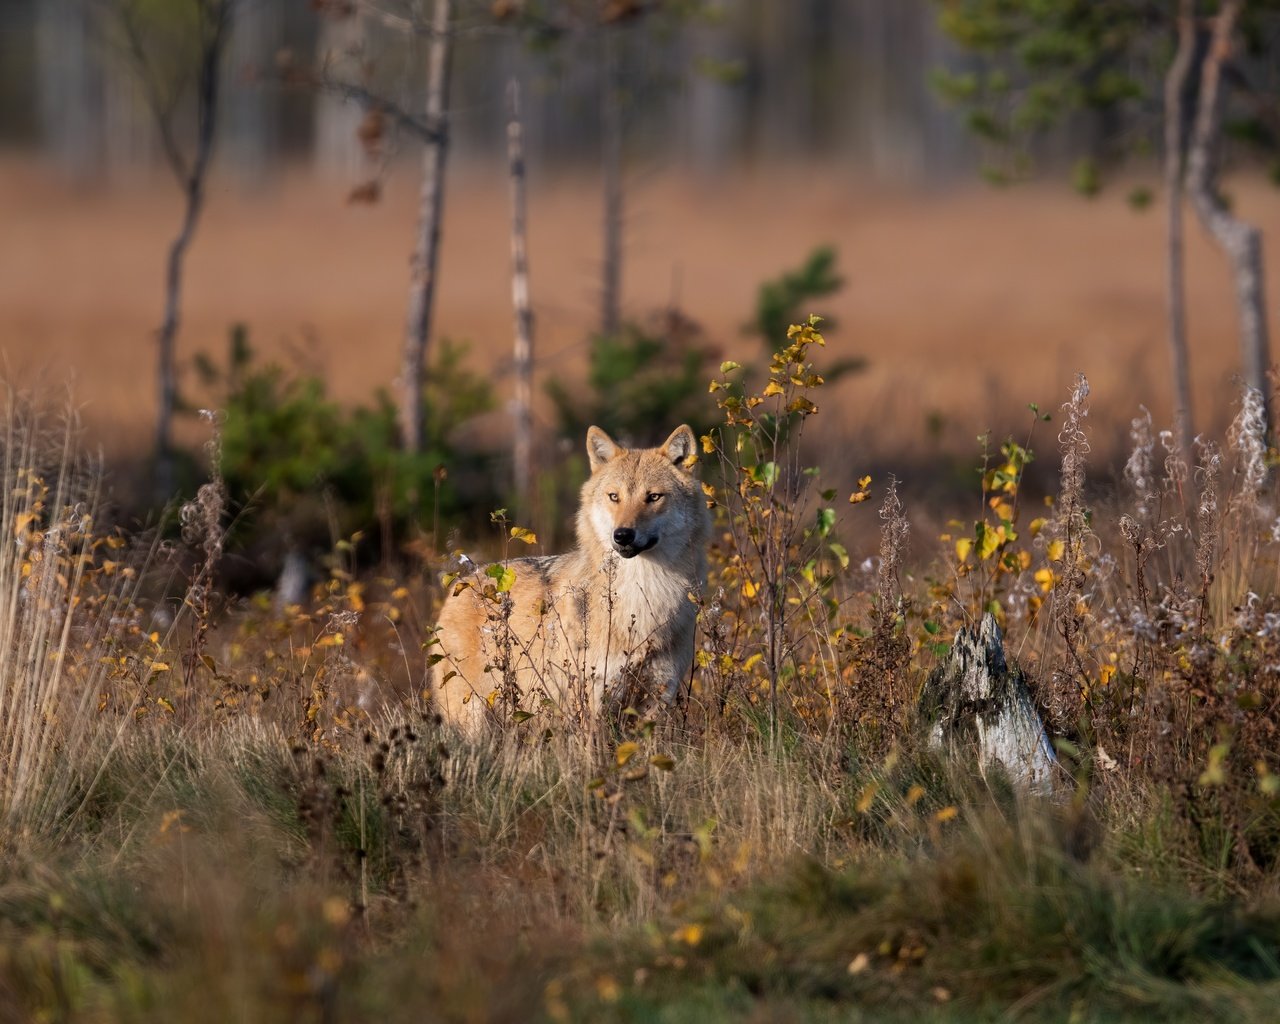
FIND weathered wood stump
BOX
[919,614,1057,793]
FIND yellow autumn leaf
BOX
[316,633,345,648]
[149,662,170,672]
[955,538,972,561]
[742,579,759,598]
[1047,539,1065,562]
[156,696,175,714]
[1034,568,1056,592]
[990,500,1014,523]
[1028,516,1048,536]
[510,526,538,545]
[672,923,704,946]
[858,475,871,488]
[762,380,785,397]
[934,806,958,823]
[615,741,639,766]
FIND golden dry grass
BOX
[1,155,1278,459]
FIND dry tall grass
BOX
[3,342,1280,1019]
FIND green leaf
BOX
[816,507,836,538]
[485,563,516,593]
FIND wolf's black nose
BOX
[613,527,636,547]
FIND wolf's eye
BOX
[608,492,619,503]
[645,492,664,503]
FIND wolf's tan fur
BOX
[433,424,710,731]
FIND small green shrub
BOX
[750,245,844,352]
[547,315,718,446]
[191,326,497,563]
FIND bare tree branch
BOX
[113,0,190,184]
[314,75,442,144]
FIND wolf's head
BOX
[579,424,706,560]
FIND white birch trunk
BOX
[1185,0,1274,438]
[507,78,535,515]
[1163,0,1196,459]
[399,0,452,454]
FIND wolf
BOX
[432,424,710,732]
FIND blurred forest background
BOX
[1,0,1279,556]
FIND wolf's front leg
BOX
[633,648,691,722]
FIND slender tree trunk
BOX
[155,3,230,500]
[400,0,453,454]
[600,26,623,338]
[507,78,535,516]
[1186,0,1274,436]
[1164,0,1196,459]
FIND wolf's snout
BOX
[613,527,636,547]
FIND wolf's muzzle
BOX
[612,527,657,558]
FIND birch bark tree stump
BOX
[919,614,1057,793]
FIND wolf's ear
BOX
[586,425,621,471]
[663,424,698,472]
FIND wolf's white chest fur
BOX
[595,552,694,648]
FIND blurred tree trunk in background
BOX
[507,78,534,516]
[14,0,980,186]
[1186,0,1273,438]
[1163,0,1196,459]
[683,5,739,178]
[600,23,623,339]
[313,5,366,178]
[105,0,236,499]
[227,0,281,188]
[101,45,154,179]
[36,0,101,182]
